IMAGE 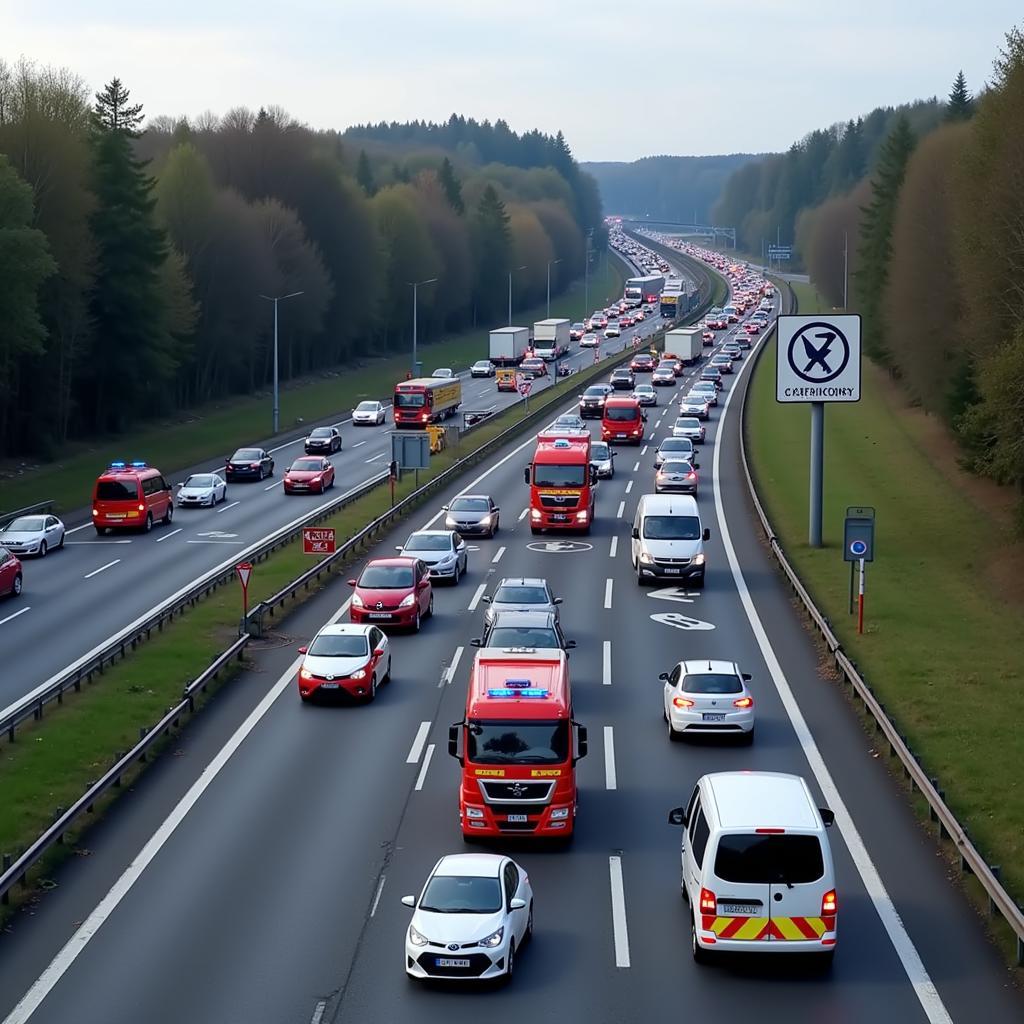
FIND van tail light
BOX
[733,696,753,708]
[699,888,716,914]
[672,696,695,709]
[821,889,837,915]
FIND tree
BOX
[356,149,375,196]
[93,77,144,134]
[797,178,869,309]
[945,70,974,122]
[472,184,511,321]
[438,155,464,214]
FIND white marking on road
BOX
[64,540,131,545]
[263,479,283,491]
[0,607,30,627]
[624,481,633,494]
[155,528,182,543]
[441,646,465,688]
[407,722,431,764]
[608,856,631,968]
[186,540,244,545]
[414,744,435,791]
[646,587,696,604]
[640,445,648,456]
[632,461,639,472]
[518,508,528,521]
[216,501,240,514]
[651,612,715,631]
[64,523,93,535]
[491,546,506,564]
[369,875,386,918]
[602,641,612,686]
[604,578,613,609]
[309,1000,328,1024]
[84,559,120,579]
[351,440,368,449]
[609,536,618,558]
[616,501,625,519]
[468,583,487,611]
[365,453,386,463]
[604,726,617,790]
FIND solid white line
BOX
[351,440,368,449]
[491,546,506,564]
[369,875,386,918]
[365,453,386,463]
[310,1000,328,1024]
[64,540,131,546]
[83,559,120,579]
[406,721,431,764]
[0,607,30,627]
[602,641,612,685]
[414,744,435,791]
[604,726,616,789]
[518,508,528,521]
[604,578,613,609]
[216,501,240,514]
[616,501,625,519]
[467,583,487,612]
[609,536,618,559]
[608,856,631,968]
[624,481,633,494]
[632,461,639,472]
[442,646,465,687]
[263,479,283,491]
[713,340,952,1023]
[155,528,182,543]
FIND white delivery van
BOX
[631,493,708,587]
[668,772,838,966]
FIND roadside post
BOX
[843,506,875,630]
[235,562,253,621]
[776,314,862,547]
[391,431,429,491]
[388,459,398,508]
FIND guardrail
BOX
[741,280,1024,965]
[0,500,54,528]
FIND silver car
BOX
[481,577,562,625]
[352,400,387,425]
[632,384,657,407]
[589,441,616,479]
[177,472,227,508]
[0,514,65,557]
[442,494,500,537]
[396,530,467,584]
[679,394,710,420]
[654,437,697,468]
[672,416,706,444]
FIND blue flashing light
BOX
[487,687,549,698]
[109,461,127,469]
[552,439,571,448]
[130,461,147,468]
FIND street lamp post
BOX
[259,291,304,434]
[508,265,526,326]
[545,258,562,318]
[409,276,438,376]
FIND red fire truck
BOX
[448,648,588,841]
[523,431,596,534]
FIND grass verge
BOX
[747,292,1024,925]
[0,261,626,518]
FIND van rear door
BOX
[707,832,770,942]
[763,833,831,942]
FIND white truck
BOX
[489,326,531,366]
[532,318,571,361]
[665,326,703,365]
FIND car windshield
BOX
[493,585,550,605]
[605,406,638,422]
[487,626,559,649]
[533,464,586,487]
[307,634,370,657]
[467,719,570,765]
[310,427,333,437]
[96,480,139,501]
[432,369,452,377]
[5,515,46,533]
[359,565,415,588]
[584,387,607,398]
[660,461,694,475]
[233,449,261,460]
[404,533,451,552]
[419,875,502,914]
[184,475,216,488]
[643,515,701,540]
[714,834,824,885]
[473,361,490,369]
[612,371,631,379]
[683,672,741,694]
[554,417,581,427]
[395,392,425,408]
[660,440,691,453]
[450,497,489,512]
[676,419,698,429]
[291,459,322,471]
[355,402,378,412]
[523,360,542,368]
[635,387,654,394]
[590,444,610,460]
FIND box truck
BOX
[489,326,531,366]
[665,326,702,365]
[532,319,571,361]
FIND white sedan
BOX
[0,514,65,557]
[352,400,387,426]
[403,854,533,983]
[177,473,227,508]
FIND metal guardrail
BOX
[0,500,54,528]
[0,635,249,907]
[741,280,1024,965]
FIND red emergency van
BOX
[92,461,174,535]
[601,396,645,444]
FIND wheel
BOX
[525,902,534,943]
[530,527,540,535]
[692,915,712,964]
[11,574,22,597]
[740,727,755,746]
[383,657,392,684]
[693,573,705,590]
[163,503,173,525]
[426,593,434,618]
[57,532,65,549]
[368,673,377,702]
[95,526,107,536]
[452,563,461,586]
[38,540,47,558]
[143,513,153,533]
[208,494,215,507]
[268,463,274,476]
[813,949,836,973]
[412,609,421,633]
[258,466,265,481]
[668,718,682,743]
[504,941,515,984]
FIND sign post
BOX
[858,557,866,634]
[777,315,862,547]
[518,378,532,413]
[843,506,875,624]
[235,562,253,620]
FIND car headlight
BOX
[465,807,485,819]
[350,669,367,680]
[351,593,364,608]
[639,552,655,565]
[444,517,458,528]
[478,514,491,525]
[530,509,541,520]
[479,926,504,949]
[693,554,706,566]
[408,925,428,947]
[399,592,417,608]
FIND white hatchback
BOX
[661,659,755,742]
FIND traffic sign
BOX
[776,314,861,403]
[302,527,336,555]
[768,245,792,260]
[843,505,875,563]
[518,381,532,397]
[235,562,252,589]
[849,539,867,557]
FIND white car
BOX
[297,623,390,702]
[579,333,600,348]
[352,400,387,425]
[661,659,755,743]
[679,394,710,419]
[396,529,468,584]
[0,514,65,557]
[672,416,706,443]
[403,854,534,982]
[432,367,456,378]
[604,322,621,338]
[470,360,495,378]
[176,473,227,508]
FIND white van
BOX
[668,772,837,966]
[631,493,709,586]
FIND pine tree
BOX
[93,77,144,135]
[472,184,511,319]
[356,149,375,196]
[438,156,464,214]
[945,70,974,122]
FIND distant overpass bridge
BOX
[620,217,736,249]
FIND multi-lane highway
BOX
[0,252,677,717]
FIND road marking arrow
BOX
[650,612,715,631]
[646,587,701,604]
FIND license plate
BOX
[292,484,307,489]
[664,567,681,575]
[551,514,567,522]
[506,814,528,823]
[319,682,340,690]
[107,514,126,519]
[616,433,626,438]
[368,613,392,620]
[702,712,726,722]
[437,958,470,968]
[721,903,762,916]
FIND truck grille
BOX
[539,495,580,510]
[655,557,691,567]
[480,781,554,802]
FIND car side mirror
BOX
[693,462,700,470]
[492,507,500,514]
[566,639,577,650]
[347,579,357,586]
[441,505,449,511]
[394,546,403,552]
[703,528,711,541]
[418,580,429,591]
[658,671,669,681]
[553,597,563,605]
[820,808,835,828]
[373,648,385,657]
[470,638,482,647]
[481,596,491,604]
[742,672,752,681]
[401,895,416,908]
[631,527,639,540]
[668,806,688,827]
[523,467,530,484]
[509,898,527,911]
[575,723,588,762]
[297,646,308,655]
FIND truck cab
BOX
[524,433,596,534]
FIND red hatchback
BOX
[0,546,23,598]
[348,557,433,632]
[283,456,335,494]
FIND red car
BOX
[702,330,715,346]
[630,353,655,373]
[283,456,335,494]
[0,546,23,598]
[744,321,761,335]
[520,357,548,379]
[348,556,433,631]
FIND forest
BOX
[0,64,605,459]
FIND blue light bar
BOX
[130,461,147,468]
[487,688,549,698]
[109,461,127,469]
[552,439,571,448]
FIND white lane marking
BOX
[713,341,953,1023]
[263,479,283,491]
[64,524,92,535]
[351,440,368,449]
[640,445,648,456]
[518,508,528,521]
[310,1000,328,1024]
[624,481,633,494]
[365,453,386,463]
[491,546,506,564]
[616,501,625,519]
[632,461,639,472]
[155,528,182,543]
[369,875,386,918]
[602,641,612,686]
[64,540,131,545]
[609,536,618,559]
[441,646,465,688]
[0,607,30,627]
[604,726,617,790]
[185,540,244,545]
[467,583,487,612]
[414,744,435,791]
[406,721,431,764]
[83,559,120,579]
[604,578,613,609]
[216,501,240,514]
[608,856,631,968]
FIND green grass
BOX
[0,262,625,518]
[747,292,1024,915]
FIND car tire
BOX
[163,504,173,525]
[368,674,377,702]
[12,574,23,597]
[412,609,421,633]
[208,495,215,507]
[258,466,265,481]
[384,657,392,684]
[740,727,755,746]
[692,915,712,964]
[95,526,107,536]
[694,573,705,589]
[504,941,515,985]
[813,949,836,973]
[452,563,461,586]
[58,532,65,549]
[426,593,434,618]
[525,902,534,943]
[38,541,47,558]
[143,513,153,533]
[668,719,682,743]
[530,527,540,536]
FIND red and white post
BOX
[857,557,865,635]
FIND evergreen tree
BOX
[356,149,376,196]
[93,77,144,134]
[945,70,974,121]
[438,156,464,214]
[472,184,511,320]
[855,115,916,362]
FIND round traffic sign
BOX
[849,539,867,557]
[786,320,851,384]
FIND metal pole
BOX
[272,298,279,434]
[508,272,512,326]
[849,559,855,615]
[809,402,824,547]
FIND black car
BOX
[472,610,576,652]
[304,426,342,454]
[442,494,500,537]
[610,368,635,390]
[226,447,274,481]
[579,384,612,418]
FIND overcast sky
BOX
[2,1,1017,162]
